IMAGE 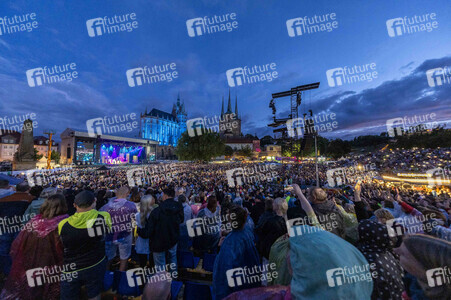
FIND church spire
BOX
[235,94,238,117]
[227,89,232,114]
[221,96,224,116]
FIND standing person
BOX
[357,220,404,300]
[58,191,112,300]
[175,186,185,202]
[22,187,60,224]
[249,197,265,225]
[213,205,261,300]
[180,194,193,224]
[1,193,69,300]
[138,187,184,273]
[193,195,221,253]
[100,186,137,271]
[178,194,193,251]
[233,192,243,207]
[0,179,14,199]
[255,198,287,261]
[0,182,33,276]
[310,187,346,238]
[135,195,157,268]
[129,186,142,211]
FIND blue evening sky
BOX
[0,0,450,140]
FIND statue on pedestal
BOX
[13,119,37,170]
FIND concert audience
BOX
[58,191,111,300]
[137,187,183,274]
[0,153,450,299]
[1,193,68,300]
[100,186,137,271]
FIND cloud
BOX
[248,56,451,139]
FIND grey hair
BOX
[273,197,288,217]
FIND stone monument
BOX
[13,119,37,170]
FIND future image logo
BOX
[186,118,206,137]
[0,13,38,36]
[386,113,437,137]
[386,117,405,137]
[126,268,146,287]
[26,268,45,287]
[286,113,338,138]
[386,214,437,237]
[186,13,238,37]
[426,167,451,186]
[186,213,237,237]
[126,64,178,87]
[186,218,204,237]
[86,113,138,137]
[286,218,309,237]
[287,214,338,237]
[86,217,110,237]
[326,263,375,287]
[385,219,405,237]
[286,13,338,37]
[226,63,278,87]
[326,63,377,87]
[426,67,451,87]
[426,267,451,287]
[326,168,347,187]
[26,63,78,87]
[386,13,438,38]
[226,168,244,187]
[26,264,78,287]
[127,167,145,187]
[226,268,245,287]
[126,265,177,287]
[226,264,278,288]
[0,113,38,136]
[86,13,138,37]
[226,165,278,187]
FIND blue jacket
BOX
[213,228,261,300]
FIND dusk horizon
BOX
[1,0,450,142]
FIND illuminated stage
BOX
[60,128,158,165]
[100,144,144,164]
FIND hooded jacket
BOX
[137,198,184,252]
[312,200,345,238]
[289,225,373,300]
[22,198,45,225]
[58,209,111,270]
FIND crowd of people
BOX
[0,148,450,299]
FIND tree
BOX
[245,134,258,139]
[224,145,234,157]
[260,135,274,148]
[326,139,352,159]
[34,148,44,161]
[175,131,225,162]
[14,148,43,161]
[51,150,61,163]
[236,145,253,158]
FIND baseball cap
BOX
[74,190,96,207]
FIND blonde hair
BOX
[374,208,394,224]
[311,187,327,202]
[140,195,155,226]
